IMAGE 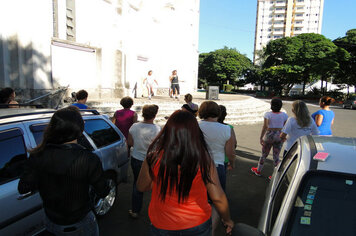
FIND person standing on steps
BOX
[169,70,180,100]
[143,70,158,100]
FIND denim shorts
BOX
[150,218,212,236]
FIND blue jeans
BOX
[131,157,144,213]
[44,211,99,236]
[150,218,212,236]
[216,164,226,192]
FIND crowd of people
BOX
[251,96,334,179]
[0,86,336,235]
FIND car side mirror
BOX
[232,223,265,236]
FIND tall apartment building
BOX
[253,0,324,63]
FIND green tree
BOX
[262,33,339,95]
[262,37,304,94]
[333,29,356,94]
[296,33,338,94]
[198,47,253,89]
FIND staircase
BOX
[87,93,271,126]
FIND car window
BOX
[269,149,299,233]
[30,123,94,151]
[279,143,298,173]
[30,123,47,145]
[286,172,356,235]
[84,119,121,148]
[0,128,27,184]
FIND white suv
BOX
[0,108,128,235]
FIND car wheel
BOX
[92,178,117,216]
[343,104,347,109]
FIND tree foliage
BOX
[260,33,340,95]
[333,29,356,91]
[198,47,253,89]
[296,33,338,93]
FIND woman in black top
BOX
[169,70,180,99]
[18,106,109,236]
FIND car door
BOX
[82,116,129,183]
[259,143,300,235]
[0,123,44,236]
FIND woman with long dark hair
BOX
[18,106,109,236]
[137,110,234,235]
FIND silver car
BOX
[234,135,356,236]
[342,96,356,110]
[0,109,128,235]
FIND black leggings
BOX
[171,84,180,95]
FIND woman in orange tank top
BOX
[137,110,234,235]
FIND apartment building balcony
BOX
[271,21,285,26]
[272,9,286,14]
[294,15,304,20]
[294,8,305,14]
[275,1,287,7]
[272,30,284,35]
[275,3,287,8]
[295,2,305,7]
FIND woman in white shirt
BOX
[143,70,158,100]
[127,104,161,218]
[198,101,235,234]
[280,100,319,154]
[198,101,235,192]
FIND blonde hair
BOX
[292,100,311,128]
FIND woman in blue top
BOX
[312,96,335,135]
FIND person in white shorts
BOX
[143,70,158,100]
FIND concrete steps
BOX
[88,96,271,126]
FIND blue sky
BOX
[199,0,356,60]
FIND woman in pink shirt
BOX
[111,96,138,139]
[251,98,288,177]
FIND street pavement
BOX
[98,98,356,236]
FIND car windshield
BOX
[286,171,356,235]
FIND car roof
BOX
[0,108,55,117]
[0,108,101,124]
[311,136,356,175]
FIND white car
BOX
[234,135,356,236]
